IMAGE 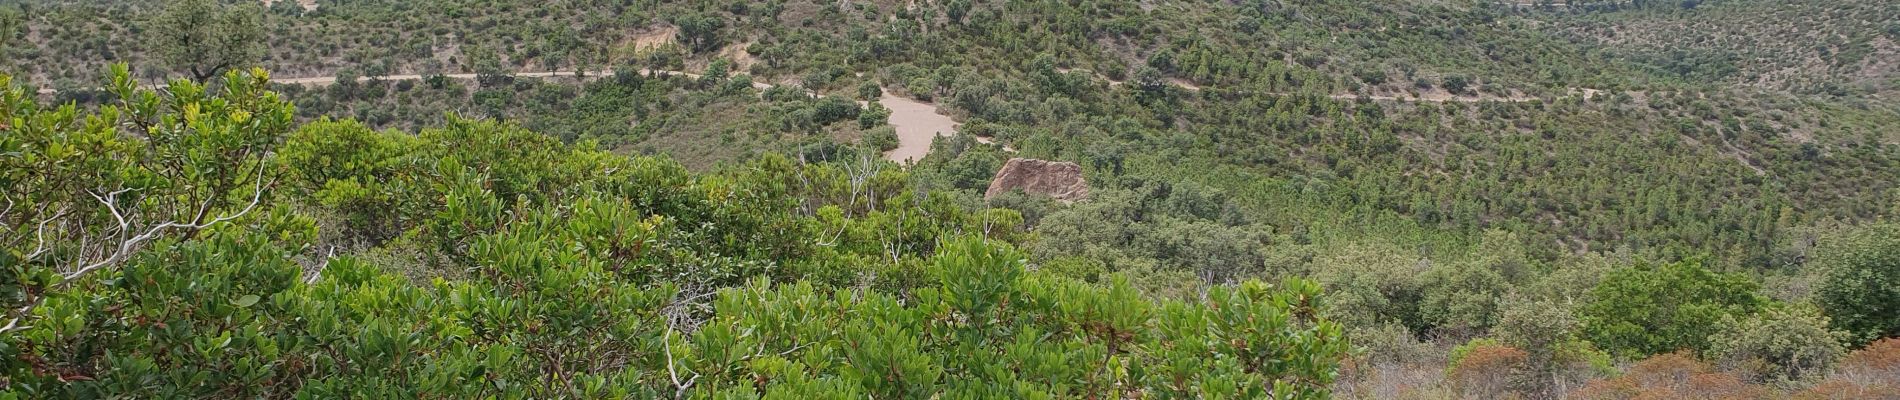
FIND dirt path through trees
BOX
[270,70,949,164]
[35,69,958,163]
[1064,68,1568,103]
[39,68,1601,164]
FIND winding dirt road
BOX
[1063,68,1567,103]
[43,68,1579,164]
[34,69,954,164]
[34,69,770,93]
[272,69,776,91]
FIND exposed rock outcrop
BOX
[984,158,1090,202]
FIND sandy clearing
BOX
[878,93,960,164]
[630,26,680,51]
[717,41,759,72]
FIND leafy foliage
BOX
[1,66,290,327]
[1705,304,1847,384]
[1495,296,1613,397]
[1813,222,1900,344]
[1579,260,1768,358]
[3,0,1899,395]
[151,0,264,82]
[0,69,1349,397]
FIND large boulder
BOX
[985,158,1090,202]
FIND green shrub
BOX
[1580,259,1769,358]
[858,81,882,101]
[859,101,892,128]
[1706,304,1848,384]
[0,70,1351,397]
[1813,223,1900,344]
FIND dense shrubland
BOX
[2,0,1887,100]
[2,0,1898,397]
[0,69,1349,397]
[266,67,876,169]
[0,0,1694,94]
[1540,0,1900,97]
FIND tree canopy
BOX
[0,68,1348,397]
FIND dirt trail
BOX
[32,67,1641,163]
[1058,68,1572,103]
[285,71,954,164]
[36,69,774,94]
[272,69,770,88]
[1325,90,1544,103]
[34,69,963,164]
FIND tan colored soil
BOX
[630,26,680,52]
[261,0,318,11]
[878,93,959,164]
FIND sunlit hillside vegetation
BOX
[3,0,1898,398]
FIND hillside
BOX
[1539,0,1900,98]
[4,0,1900,398]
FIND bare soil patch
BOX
[261,0,318,11]
[629,26,681,52]
[878,93,959,164]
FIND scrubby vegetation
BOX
[2,0,1898,397]
[1542,0,1900,97]
[0,70,1347,397]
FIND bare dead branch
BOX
[0,303,35,333]
[22,208,68,260]
[663,328,701,399]
[1,160,272,335]
[305,245,337,284]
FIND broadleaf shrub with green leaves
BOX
[1579,259,1769,358]
[0,68,1349,397]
